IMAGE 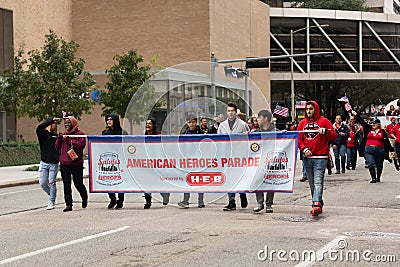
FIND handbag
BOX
[67,142,78,161]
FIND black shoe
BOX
[370,179,376,183]
[394,160,400,171]
[82,198,88,209]
[144,203,151,209]
[299,177,308,182]
[265,206,273,213]
[108,199,117,209]
[240,194,248,208]
[63,205,72,212]
[223,202,236,211]
[328,169,332,175]
[115,200,123,209]
[253,204,264,212]
[198,204,205,208]
[346,165,350,170]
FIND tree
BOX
[291,0,367,11]
[100,49,159,133]
[0,30,95,121]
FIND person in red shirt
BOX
[353,111,394,183]
[390,118,400,171]
[386,117,399,170]
[298,101,337,216]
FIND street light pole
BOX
[290,29,295,122]
[290,24,329,122]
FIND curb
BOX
[0,175,89,189]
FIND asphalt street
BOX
[0,157,399,266]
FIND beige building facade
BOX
[0,0,270,141]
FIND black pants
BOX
[60,164,88,206]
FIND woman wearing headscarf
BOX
[55,116,88,212]
[102,114,128,209]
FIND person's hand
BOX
[351,110,357,116]
[53,117,60,123]
[332,145,337,149]
[243,131,249,135]
[390,152,395,159]
[318,128,326,134]
[304,150,312,157]
[339,132,345,136]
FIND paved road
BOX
[0,158,399,266]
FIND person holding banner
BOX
[143,118,170,209]
[253,110,277,213]
[298,101,337,216]
[177,116,205,208]
[218,102,250,211]
[102,114,128,209]
[55,116,88,212]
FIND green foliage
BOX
[0,142,40,167]
[291,0,367,11]
[100,50,160,132]
[0,30,96,122]
[24,165,39,171]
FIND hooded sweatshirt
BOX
[102,114,128,135]
[297,101,337,158]
[55,116,86,166]
[36,117,60,164]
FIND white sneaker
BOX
[46,202,55,210]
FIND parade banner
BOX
[88,132,298,193]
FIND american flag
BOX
[370,104,376,113]
[273,104,289,117]
[338,95,349,102]
[345,102,352,111]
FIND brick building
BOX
[0,0,270,141]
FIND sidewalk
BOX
[0,160,89,188]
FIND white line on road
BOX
[0,226,130,265]
[0,188,41,196]
[295,235,347,267]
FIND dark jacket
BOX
[332,122,349,146]
[181,125,203,134]
[36,117,59,164]
[102,114,128,135]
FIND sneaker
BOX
[144,203,151,209]
[299,177,308,182]
[327,169,332,175]
[253,204,264,212]
[335,170,340,174]
[223,202,236,211]
[108,199,117,209]
[265,206,273,213]
[177,201,189,208]
[115,200,123,209]
[82,197,88,209]
[240,194,248,208]
[346,165,350,170]
[63,205,72,212]
[46,202,55,210]
[310,202,322,216]
[198,204,205,208]
[341,168,345,173]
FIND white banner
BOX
[88,132,298,193]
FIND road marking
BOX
[295,235,347,267]
[0,226,130,265]
[396,195,400,199]
[0,188,41,196]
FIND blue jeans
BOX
[346,146,357,169]
[303,158,328,204]
[365,146,385,171]
[302,162,307,178]
[333,144,346,171]
[39,161,58,203]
